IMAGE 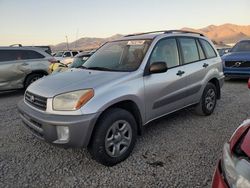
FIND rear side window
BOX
[0,50,44,62]
[64,52,71,57]
[23,50,45,59]
[0,50,18,62]
[179,38,199,64]
[200,39,217,58]
[72,51,78,56]
[196,40,206,60]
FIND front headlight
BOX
[222,144,250,188]
[222,144,238,186]
[53,89,94,111]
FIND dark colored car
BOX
[212,120,250,188]
[222,40,250,78]
[217,47,231,56]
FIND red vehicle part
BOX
[212,161,228,188]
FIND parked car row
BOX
[49,51,95,73]
[53,50,80,65]
[1,30,250,186]
[51,51,94,74]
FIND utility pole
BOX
[65,35,69,51]
[75,28,79,49]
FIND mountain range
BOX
[51,23,250,51]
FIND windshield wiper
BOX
[79,65,88,69]
[86,67,114,71]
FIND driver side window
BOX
[150,38,179,68]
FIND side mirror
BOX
[149,62,168,74]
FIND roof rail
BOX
[164,30,204,36]
[124,30,204,37]
[9,44,22,47]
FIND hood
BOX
[27,69,129,98]
[222,52,250,61]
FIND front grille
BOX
[25,91,47,111]
[225,61,250,68]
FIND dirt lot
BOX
[0,80,249,188]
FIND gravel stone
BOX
[0,80,249,187]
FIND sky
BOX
[0,0,249,45]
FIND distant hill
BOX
[51,24,250,51]
[51,34,123,51]
[182,23,250,44]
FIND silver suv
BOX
[18,30,224,166]
[0,46,52,90]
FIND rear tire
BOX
[195,82,217,116]
[89,108,137,166]
[24,73,44,88]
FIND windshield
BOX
[83,40,152,72]
[54,52,64,57]
[69,55,90,68]
[231,41,250,52]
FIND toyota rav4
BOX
[18,30,224,166]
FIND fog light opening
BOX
[56,126,69,142]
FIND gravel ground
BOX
[0,80,250,188]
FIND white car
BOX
[53,51,79,65]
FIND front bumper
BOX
[212,161,228,188]
[17,100,101,147]
[223,67,250,78]
[217,143,250,188]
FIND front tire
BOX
[89,108,137,166]
[24,73,44,88]
[195,82,217,116]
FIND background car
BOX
[53,50,80,65]
[10,44,52,55]
[52,51,94,74]
[212,119,250,188]
[217,47,231,56]
[222,40,250,78]
[0,46,53,91]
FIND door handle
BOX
[176,70,185,76]
[21,63,29,66]
[203,63,209,68]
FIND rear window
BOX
[0,50,44,62]
[200,39,217,58]
[179,38,199,64]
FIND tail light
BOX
[248,78,250,89]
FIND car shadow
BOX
[0,89,24,98]
[225,78,248,84]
